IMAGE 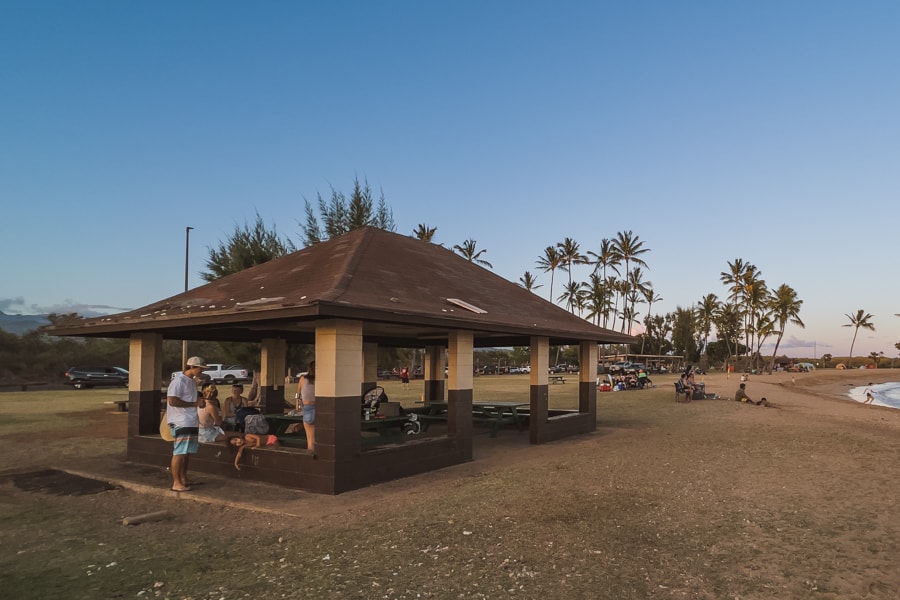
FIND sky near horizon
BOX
[2,1,898,359]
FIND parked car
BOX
[64,366,129,389]
[608,361,633,375]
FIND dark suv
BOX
[64,366,129,389]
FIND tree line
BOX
[3,177,894,383]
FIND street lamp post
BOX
[181,226,194,368]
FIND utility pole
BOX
[181,226,193,368]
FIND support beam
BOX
[259,338,287,413]
[362,342,378,396]
[579,341,599,416]
[315,319,363,469]
[128,332,163,437]
[447,331,473,454]
[423,345,445,402]
[529,336,550,443]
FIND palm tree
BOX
[586,238,620,282]
[696,293,719,358]
[720,259,748,353]
[767,284,804,372]
[720,259,763,358]
[556,237,587,288]
[713,302,743,362]
[720,258,749,303]
[640,287,662,353]
[843,309,875,369]
[535,246,564,305]
[452,239,492,268]
[518,271,542,292]
[624,267,650,334]
[585,273,612,326]
[412,223,437,242]
[752,312,776,370]
[611,231,650,315]
[621,302,640,336]
[559,280,588,315]
[868,351,882,368]
[744,273,768,360]
[608,277,626,331]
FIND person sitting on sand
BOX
[227,433,279,471]
[734,383,771,407]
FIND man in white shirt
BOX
[166,356,209,492]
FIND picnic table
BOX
[423,401,527,437]
[263,413,411,447]
[549,375,567,384]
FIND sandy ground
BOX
[3,369,900,598]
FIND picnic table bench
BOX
[0,381,48,391]
[263,413,412,448]
[422,401,526,437]
[549,375,567,384]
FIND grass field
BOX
[3,371,900,599]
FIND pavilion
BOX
[49,227,635,494]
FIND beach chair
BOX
[674,380,691,403]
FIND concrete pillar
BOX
[362,342,378,396]
[529,336,550,443]
[423,345,445,403]
[579,341,598,416]
[447,331,473,449]
[128,332,163,436]
[259,338,287,413]
[315,319,363,463]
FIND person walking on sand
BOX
[400,366,410,390]
[166,356,209,492]
[295,361,316,452]
[864,383,876,404]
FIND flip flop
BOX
[171,486,193,492]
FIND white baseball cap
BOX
[186,356,209,369]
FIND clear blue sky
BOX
[2,1,898,359]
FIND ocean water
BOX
[848,382,900,409]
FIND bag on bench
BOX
[244,413,269,435]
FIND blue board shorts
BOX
[171,426,199,455]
